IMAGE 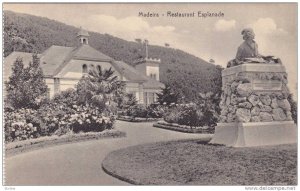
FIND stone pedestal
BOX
[209,63,297,147]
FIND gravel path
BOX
[5,121,212,185]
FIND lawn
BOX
[102,140,297,185]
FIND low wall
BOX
[117,116,163,123]
[153,121,214,134]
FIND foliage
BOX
[4,108,39,142]
[5,54,48,109]
[4,103,115,142]
[126,105,148,118]
[164,103,203,127]
[196,92,220,127]
[4,10,222,102]
[4,65,124,142]
[52,88,78,107]
[117,93,138,110]
[163,92,219,127]
[156,85,181,106]
[123,104,164,119]
[67,105,115,133]
[76,66,125,114]
[287,94,297,124]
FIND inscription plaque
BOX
[253,80,282,91]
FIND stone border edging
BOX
[153,121,214,134]
[101,163,140,185]
[117,116,162,123]
[5,130,126,157]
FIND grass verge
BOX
[102,139,297,185]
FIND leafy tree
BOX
[196,92,220,127]
[117,93,137,109]
[76,66,125,113]
[156,85,180,106]
[5,54,48,109]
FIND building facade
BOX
[4,28,164,105]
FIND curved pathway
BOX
[5,121,212,185]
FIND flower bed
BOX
[153,121,214,134]
[117,115,163,123]
[163,102,218,128]
[4,104,115,143]
[5,130,126,157]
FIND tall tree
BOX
[5,54,48,109]
[156,85,180,106]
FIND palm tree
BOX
[76,66,125,112]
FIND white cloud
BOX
[248,18,287,36]
[246,18,288,55]
[214,19,236,32]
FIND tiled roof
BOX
[72,44,112,61]
[40,45,75,76]
[114,61,164,88]
[113,61,148,82]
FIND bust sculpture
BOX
[236,28,260,61]
[227,28,281,68]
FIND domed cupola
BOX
[77,27,89,45]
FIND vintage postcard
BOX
[2,2,297,189]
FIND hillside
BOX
[3,10,222,101]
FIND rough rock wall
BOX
[219,72,292,123]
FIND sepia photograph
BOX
[2,2,298,189]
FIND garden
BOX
[4,55,126,144]
[117,85,221,133]
[5,55,297,145]
[4,55,221,146]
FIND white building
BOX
[4,28,164,105]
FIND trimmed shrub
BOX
[122,103,165,119]
[164,101,218,128]
[164,103,203,127]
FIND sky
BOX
[3,3,298,96]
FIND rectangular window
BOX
[148,93,155,105]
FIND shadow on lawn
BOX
[196,140,225,147]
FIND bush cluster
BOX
[164,102,218,128]
[120,104,165,119]
[4,103,115,143]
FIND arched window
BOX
[82,64,88,74]
[83,39,87,44]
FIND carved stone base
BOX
[209,121,297,147]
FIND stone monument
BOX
[209,28,297,147]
